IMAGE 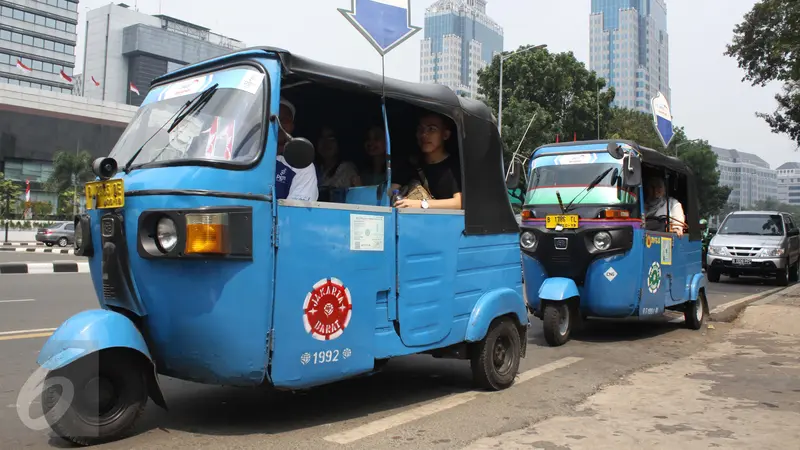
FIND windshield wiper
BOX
[562,167,615,213]
[122,83,219,174]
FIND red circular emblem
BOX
[303,278,353,341]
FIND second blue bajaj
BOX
[519,140,709,346]
[33,47,529,446]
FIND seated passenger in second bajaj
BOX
[519,140,709,346]
[32,47,528,446]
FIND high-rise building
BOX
[589,0,670,113]
[713,147,778,209]
[82,3,244,106]
[776,162,800,206]
[0,0,78,94]
[420,0,503,99]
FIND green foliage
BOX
[725,0,800,144]
[0,172,22,218]
[605,107,663,149]
[58,189,82,216]
[29,201,53,218]
[753,198,800,216]
[477,45,616,163]
[46,150,94,194]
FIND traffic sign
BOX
[338,0,421,56]
[651,91,674,148]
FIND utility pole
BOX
[3,191,9,243]
[596,82,600,139]
[73,139,79,217]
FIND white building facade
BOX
[713,147,777,209]
[776,162,800,206]
[590,0,670,113]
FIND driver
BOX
[275,99,318,202]
[644,176,686,237]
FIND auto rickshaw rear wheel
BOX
[470,318,521,391]
[542,302,572,347]
[684,291,708,330]
[41,351,148,446]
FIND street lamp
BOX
[672,139,704,157]
[498,44,547,135]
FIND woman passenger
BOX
[315,126,361,188]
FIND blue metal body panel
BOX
[37,309,151,370]
[464,288,527,342]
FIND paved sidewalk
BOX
[464,285,800,450]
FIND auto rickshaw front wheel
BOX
[470,318,521,391]
[41,350,148,446]
[542,302,573,347]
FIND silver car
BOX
[707,211,800,285]
[35,222,75,247]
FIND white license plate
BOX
[732,258,751,265]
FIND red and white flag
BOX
[59,69,73,83]
[16,59,32,73]
[91,76,100,87]
[129,82,140,96]
[25,180,30,203]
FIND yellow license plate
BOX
[545,214,579,229]
[85,179,124,210]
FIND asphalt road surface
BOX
[0,270,782,449]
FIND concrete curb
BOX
[0,247,75,255]
[710,285,791,323]
[0,261,89,275]
[1,242,46,246]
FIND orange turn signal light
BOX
[185,213,229,255]
[521,210,533,220]
[601,208,630,219]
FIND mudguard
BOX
[538,277,580,302]
[37,309,152,369]
[689,273,707,301]
[465,288,528,342]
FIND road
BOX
[0,253,783,449]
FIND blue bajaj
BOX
[35,47,528,445]
[519,140,708,346]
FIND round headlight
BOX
[593,231,612,251]
[520,231,537,250]
[74,221,83,249]
[156,217,178,253]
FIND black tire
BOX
[57,237,68,247]
[470,318,521,391]
[684,290,708,330]
[707,269,721,283]
[542,302,572,347]
[41,352,148,446]
[776,261,790,286]
[790,260,799,283]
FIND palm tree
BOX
[46,150,94,216]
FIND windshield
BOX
[108,66,266,169]
[525,152,636,206]
[719,214,784,236]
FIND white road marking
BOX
[710,287,784,314]
[0,299,35,303]
[0,328,57,336]
[323,356,583,445]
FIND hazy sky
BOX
[73,0,798,168]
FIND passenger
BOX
[644,176,685,237]
[316,126,361,188]
[395,113,463,210]
[275,99,318,202]
[361,125,389,186]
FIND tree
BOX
[725,0,800,145]
[46,150,93,216]
[0,172,21,219]
[605,107,663,149]
[30,201,53,218]
[477,45,616,163]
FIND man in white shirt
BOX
[275,99,318,201]
[644,176,686,237]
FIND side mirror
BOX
[607,142,624,159]
[92,157,118,180]
[505,159,523,189]
[621,155,642,187]
[283,137,315,169]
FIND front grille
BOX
[726,246,761,257]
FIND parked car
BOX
[35,222,74,247]
[706,211,800,285]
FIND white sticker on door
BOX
[350,214,385,251]
[604,267,618,282]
